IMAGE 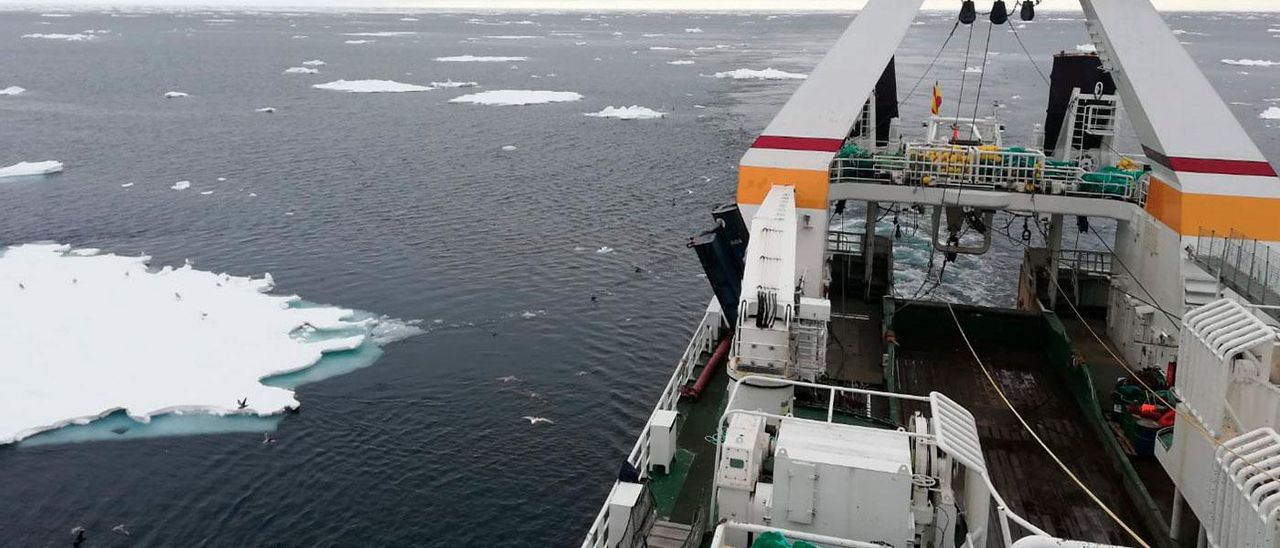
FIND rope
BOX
[1090,230,1183,328]
[1008,19,1049,86]
[944,302,1153,548]
[970,22,995,125]
[901,20,962,107]
[1047,272,1280,491]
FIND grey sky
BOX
[0,0,1276,10]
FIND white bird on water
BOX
[523,416,554,425]
[496,375,519,382]
[112,524,130,536]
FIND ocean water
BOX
[0,9,1277,547]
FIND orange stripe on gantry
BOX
[1145,176,1280,240]
[737,166,829,209]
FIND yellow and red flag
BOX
[931,82,942,116]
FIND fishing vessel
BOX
[582,1,1280,547]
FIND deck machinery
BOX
[582,1,1280,548]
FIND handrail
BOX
[580,306,722,548]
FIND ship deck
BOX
[892,303,1154,546]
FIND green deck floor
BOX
[649,448,695,519]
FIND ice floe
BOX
[400,17,419,21]
[649,46,677,50]
[301,59,326,66]
[256,107,276,113]
[667,59,694,65]
[435,55,528,62]
[312,80,432,93]
[584,106,664,120]
[0,86,25,96]
[1262,107,1280,120]
[685,27,704,33]
[963,66,984,73]
[0,161,63,179]
[171,180,191,190]
[712,68,807,80]
[596,246,614,254]
[344,40,374,44]
[284,67,319,74]
[430,80,478,88]
[0,243,419,445]
[40,13,72,17]
[22,33,96,41]
[501,145,518,151]
[121,182,134,188]
[485,35,540,39]
[1222,59,1279,67]
[1075,43,1097,53]
[448,90,583,106]
[164,91,189,98]
[343,31,416,37]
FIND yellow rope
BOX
[945,301,1153,548]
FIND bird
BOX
[496,375,519,383]
[261,432,276,445]
[523,416,554,425]
[590,294,597,303]
[174,292,182,300]
[236,398,247,410]
[71,527,86,547]
[17,282,24,290]
[112,524,130,536]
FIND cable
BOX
[970,22,995,126]
[954,22,976,124]
[1091,230,1182,328]
[901,21,962,108]
[1007,19,1049,86]
[945,302,1153,548]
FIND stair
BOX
[1183,257,1220,309]
[645,520,693,548]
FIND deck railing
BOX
[829,145,1146,205]
[827,229,865,256]
[580,305,722,548]
[1193,228,1280,317]
[1056,248,1112,276]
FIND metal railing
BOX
[1193,228,1280,317]
[829,144,1147,204]
[827,229,864,256]
[580,306,722,548]
[1056,248,1112,276]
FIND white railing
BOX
[1178,299,1277,438]
[580,305,723,548]
[1057,248,1112,276]
[1209,428,1280,548]
[829,144,1146,204]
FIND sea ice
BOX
[312,80,433,93]
[430,80,478,88]
[172,180,191,190]
[449,90,583,106]
[200,190,214,195]
[667,60,695,65]
[584,106,665,120]
[685,27,704,33]
[284,67,319,74]
[121,182,134,187]
[165,91,189,98]
[400,17,419,21]
[485,35,540,39]
[22,33,96,41]
[1262,107,1280,120]
[963,66,984,73]
[301,59,326,66]
[712,68,807,80]
[649,46,677,50]
[0,243,417,445]
[597,246,614,254]
[435,55,528,62]
[256,107,276,113]
[501,145,518,151]
[1075,43,1097,53]
[1222,59,1279,67]
[0,86,25,96]
[40,13,72,17]
[344,31,416,37]
[0,161,63,178]
[344,40,375,44]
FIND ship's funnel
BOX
[1042,53,1116,156]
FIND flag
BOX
[931,82,943,116]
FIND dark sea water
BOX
[0,8,1277,547]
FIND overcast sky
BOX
[0,0,1275,11]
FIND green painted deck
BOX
[649,449,695,518]
[665,360,731,527]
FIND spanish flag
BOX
[931,82,942,116]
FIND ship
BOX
[581,1,1280,548]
